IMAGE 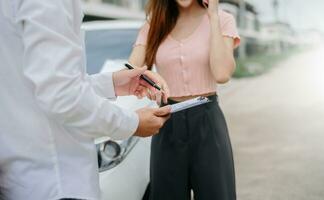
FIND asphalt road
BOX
[219,47,324,200]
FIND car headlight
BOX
[97,136,139,172]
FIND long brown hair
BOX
[145,0,205,69]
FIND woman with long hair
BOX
[129,0,240,199]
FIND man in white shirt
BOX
[0,0,171,199]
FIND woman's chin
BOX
[176,0,193,8]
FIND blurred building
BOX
[103,0,147,11]
[295,29,324,47]
[82,0,146,21]
[260,22,296,54]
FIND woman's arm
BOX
[129,45,147,68]
[208,0,236,84]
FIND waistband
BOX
[164,94,218,106]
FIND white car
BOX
[83,20,153,200]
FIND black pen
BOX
[124,63,163,91]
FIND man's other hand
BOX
[134,106,171,137]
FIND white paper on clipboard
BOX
[170,96,212,113]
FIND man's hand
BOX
[112,67,148,96]
[112,66,170,104]
[134,106,171,137]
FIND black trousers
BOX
[59,199,83,200]
[149,95,236,200]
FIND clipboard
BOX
[170,96,212,113]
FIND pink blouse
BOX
[134,10,240,97]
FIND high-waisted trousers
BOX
[149,95,236,200]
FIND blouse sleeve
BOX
[134,22,150,47]
[220,10,241,49]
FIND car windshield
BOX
[84,28,139,74]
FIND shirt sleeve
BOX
[220,10,241,49]
[15,0,138,140]
[134,22,150,47]
[88,72,117,100]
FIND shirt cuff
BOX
[89,72,117,100]
[109,108,139,140]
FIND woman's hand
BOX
[140,70,170,105]
[207,0,219,17]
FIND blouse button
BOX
[180,56,184,61]
[180,43,183,47]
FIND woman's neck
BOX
[178,2,206,18]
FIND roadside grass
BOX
[233,48,304,78]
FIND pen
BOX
[124,63,163,91]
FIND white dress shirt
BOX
[0,0,139,199]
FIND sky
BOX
[246,0,324,32]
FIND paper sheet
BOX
[170,96,212,113]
